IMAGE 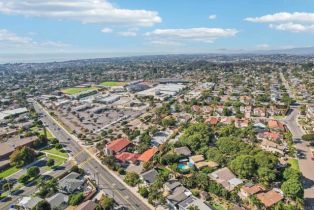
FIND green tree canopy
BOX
[100,195,114,210]
[281,179,303,199]
[68,192,84,206]
[124,172,140,187]
[10,146,36,168]
[302,134,314,141]
[34,200,51,210]
[179,123,213,152]
[27,166,40,177]
[230,155,256,178]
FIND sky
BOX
[0,0,314,62]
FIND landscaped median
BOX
[0,166,19,179]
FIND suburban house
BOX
[189,155,218,170]
[164,179,213,210]
[114,152,140,165]
[140,169,159,186]
[257,132,282,143]
[234,118,249,128]
[76,200,97,210]
[189,155,205,165]
[174,146,192,157]
[104,138,132,156]
[137,147,158,163]
[46,193,69,210]
[239,183,265,199]
[209,167,243,191]
[256,189,284,208]
[205,117,220,126]
[260,139,286,156]
[220,117,234,125]
[177,196,213,210]
[253,107,266,117]
[17,196,43,210]
[58,172,85,194]
[164,179,182,194]
[166,185,192,209]
[268,120,285,132]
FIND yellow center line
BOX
[78,157,93,167]
[72,150,85,158]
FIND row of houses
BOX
[16,171,97,210]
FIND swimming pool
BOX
[178,163,193,170]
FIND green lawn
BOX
[30,126,53,139]
[0,191,9,199]
[0,166,20,179]
[43,148,68,158]
[273,115,285,120]
[44,154,67,170]
[210,203,226,210]
[61,87,97,95]
[100,81,127,87]
[288,159,300,171]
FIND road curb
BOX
[35,101,155,210]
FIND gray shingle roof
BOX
[141,169,158,184]
[46,193,69,209]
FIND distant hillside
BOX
[255,47,314,55]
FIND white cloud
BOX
[0,0,161,27]
[0,29,32,44]
[0,28,68,51]
[145,28,238,44]
[257,44,270,49]
[270,22,314,33]
[245,12,314,23]
[118,31,137,37]
[101,28,113,33]
[208,15,217,20]
[245,12,314,33]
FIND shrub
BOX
[18,174,30,184]
[27,166,40,177]
[68,192,84,205]
[47,159,55,167]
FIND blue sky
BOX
[0,0,314,62]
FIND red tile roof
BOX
[106,138,131,153]
[205,117,219,125]
[115,152,140,162]
[268,120,285,130]
[263,132,281,141]
[138,147,158,162]
[256,190,283,207]
[241,184,264,195]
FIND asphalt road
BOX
[284,108,314,210]
[33,102,151,210]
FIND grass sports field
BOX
[61,87,97,95]
[100,81,127,87]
